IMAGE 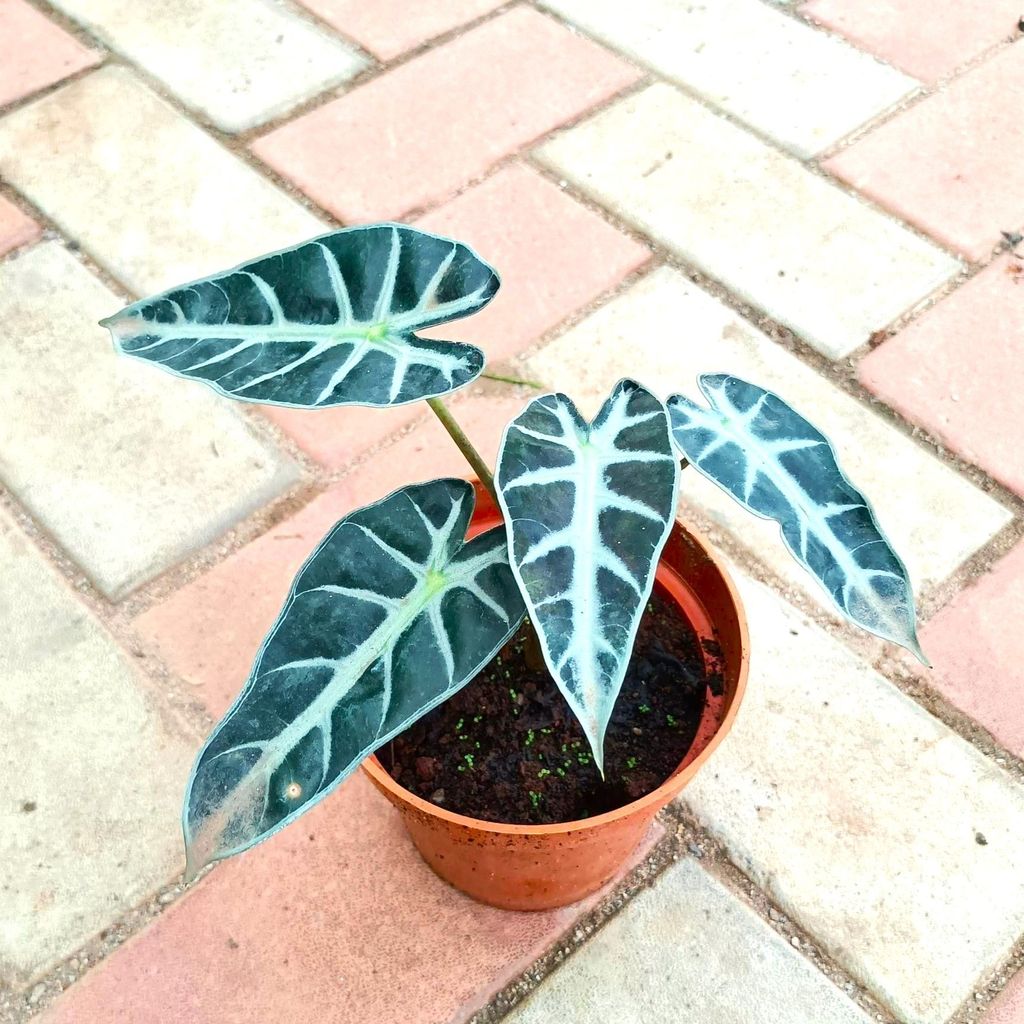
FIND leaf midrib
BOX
[117,319,401,347]
[232,550,494,794]
[689,401,899,613]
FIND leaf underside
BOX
[667,374,926,662]
[496,379,680,773]
[102,224,498,408]
[183,479,525,876]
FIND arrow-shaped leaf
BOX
[496,380,680,773]
[183,479,525,877]
[667,374,927,662]
[102,224,497,408]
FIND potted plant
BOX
[102,224,926,910]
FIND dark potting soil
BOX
[381,590,719,825]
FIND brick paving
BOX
[804,0,1021,84]
[0,195,38,258]
[537,82,959,359]
[920,543,1024,759]
[825,43,1024,262]
[540,0,917,156]
[1,3,1021,1024]
[859,253,1024,499]
[987,971,1024,1024]
[0,0,98,108]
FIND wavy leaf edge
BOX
[495,378,681,773]
[668,373,928,665]
[102,222,499,410]
[182,478,525,879]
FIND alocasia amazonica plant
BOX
[103,223,927,877]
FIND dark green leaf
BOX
[668,374,927,662]
[183,479,525,876]
[496,380,679,772]
[103,224,497,408]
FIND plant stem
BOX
[425,396,549,670]
[481,371,544,390]
[426,396,499,506]
[425,401,688,679]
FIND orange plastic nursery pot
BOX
[362,483,749,911]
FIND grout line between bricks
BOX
[1,1,1023,1019]
[798,9,1023,163]
[470,794,1024,1024]
[468,804,903,1024]
[231,0,525,146]
[530,1,1013,271]
[519,157,1023,528]
[764,0,1023,165]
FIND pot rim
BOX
[362,513,749,837]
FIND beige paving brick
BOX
[681,573,1024,1024]
[540,0,916,156]
[0,243,298,598]
[48,0,365,132]
[536,83,960,360]
[0,509,196,987]
[507,858,871,1024]
[524,267,1010,613]
[0,66,325,296]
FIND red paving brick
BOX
[987,969,1024,1024]
[105,393,666,1024]
[918,543,1024,759]
[859,254,1024,497]
[299,0,504,60]
[265,164,649,467]
[260,402,425,475]
[416,164,650,362]
[38,770,662,1024]
[0,0,99,108]
[137,392,525,717]
[825,43,1024,262]
[251,7,639,222]
[0,193,40,255]
[803,0,1020,84]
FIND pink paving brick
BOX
[917,543,1024,758]
[251,6,639,223]
[111,391,660,1024]
[825,43,1024,262]
[803,0,1020,84]
[138,392,525,717]
[260,402,425,475]
[0,194,40,255]
[987,968,1024,1024]
[264,163,649,467]
[39,770,662,1024]
[416,165,650,360]
[0,0,99,108]
[859,254,1024,497]
[300,0,503,61]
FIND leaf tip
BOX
[579,716,608,780]
[908,636,931,669]
[182,839,208,885]
[99,313,127,348]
